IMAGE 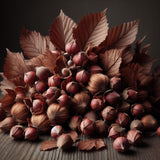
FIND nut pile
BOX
[0,9,160,153]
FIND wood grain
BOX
[0,133,160,160]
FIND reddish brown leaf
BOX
[40,140,57,151]
[42,48,57,73]
[67,131,79,142]
[120,63,142,89]
[100,49,123,77]
[134,38,152,73]
[20,27,54,58]
[0,73,16,95]
[50,10,77,51]
[78,139,106,151]
[4,49,31,85]
[121,49,133,66]
[100,20,139,50]
[73,9,108,50]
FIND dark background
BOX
[0,0,160,72]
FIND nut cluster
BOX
[0,9,160,154]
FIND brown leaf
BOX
[100,49,123,77]
[100,20,139,50]
[43,48,57,73]
[50,10,77,51]
[20,27,54,58]
[73,9,108,50]
[120,63,142,89]
[40,140,57,151]
[4,49,31,86]
[121,49,133,66]
[67,131,79,142]
[134,38,152,73]
[77,139,106,151]
[0,73,16,95]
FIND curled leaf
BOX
[50,10,77,51]
[77,139,106,151]
[73,9,108,50]
[0,73,16,95]
[40,140,57,151]
[4,49,31,86]
[100,49,123,77]
[100,20,139,50]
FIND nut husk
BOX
[95,120,108,135]
[31,114,51,133]
[87,73,109,95]
[0,117,16,132]
[130,119,144,132]
[71,91,90,114]
[11,102,30,123]
[47,103,69,125]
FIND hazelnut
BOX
[0,107,6,121]
[24,71,37,85]
[57,94,69,106]
[131,104,145,117]
[115,113,130,127]
[47,103,69,125]
[157,127,160,137]
[50,125,64,139]
[31,99,45,115]
[130,120,144,132]
[10,125,24,140]
[61,68,71,77]
[80,118,96,136]
[127,130,143,145]
[66,81,79,94]
[142,101,152,113]
[88,52,98,63]
[71,91,90,114]
[87,73,109,95]
[35,81,48,93]
[36,66,51,80]
[108,125,125,139]
[95,120,108,135]
[67,59,74,67]
[11,102,30,123]
[89,65,103,74]
[48,75,61,87]
[57,134,73,150]
[104,90,121,106]
[113,137,130,152]
[73,52,88,66]
[122,88,138,103]
[15,92,26,102]
[90,98,104,111]
[110,77,121,91]
[0,117,16,132]
[31,114,51,133]
[141,115,158,131]
[84,111,97,121]
[25,127,39,141]
[76,70,90,84]
[101,106,117,121]
[44,87,60,100]
[65,41,80,55]
[69,115,82,131]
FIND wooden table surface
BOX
[0,132,160,160]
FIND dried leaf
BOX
[67,131,79,142]
[4,49,31,86]
[134,38,152,73]
[43,48,57,73]
[73,9,108,50]
[40,140,57,151]
[100,20,139,50]
[50,10,76,51]
[121,49,133,66]
[20,27,54,58]
[100,49,123,77]
[0,73,16,95]
[120,63,142,89]
[78,138,106,151]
